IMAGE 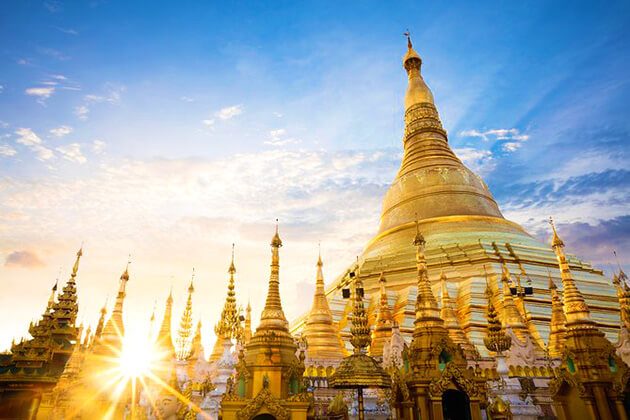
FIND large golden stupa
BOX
[291,37,619,355]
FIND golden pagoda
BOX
[547,220,629,419]
[221,225,311,420]
[211,244,243,362]
[0,248,82,419]
[176,274,196,360]
[370,272,393,358]
[156,289,176,360]
[290,35,620,360]
[243,302,253,345]
[302,252,347,361]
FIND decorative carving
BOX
[236,387,290,420]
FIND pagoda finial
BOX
[404,29,412,49]
[189,268,195,294]
[271,219,282,248]
[549,217,564,249]
[370,271,393,357]
[71,246,83,280]
[229,243,236,275]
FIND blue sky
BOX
[0,1,629,350]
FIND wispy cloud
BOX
[459,128,530,152]
[84,84,125,104]
[0,85,4,94]
[56,143,86,164]
[453,147,496,176]
[180,96,195,102]
[264,128,301,147]
[38,47,70,61]
[74,105,89,120]
[49,125,73,138]
[0,145,17,157]
[4,251,44,268]
[92,140,106,154]
[54,27,79,35]
[15,128,54,161]
[43,1,62,13]
[215,104,243,120]
[25,86,55,104]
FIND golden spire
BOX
[612,251,630,329]
[413,220,441,322]
[100,261,130,346]
[70,246,83,282]
[376,38,506,237]
[94,301,107,341]
[243,300,252,343]
[189,320,203,360]
[350,274,371,354]
[214,245,242,341]
[484,284,511,354]
[46,280,58,310]
[499,262,529,342]
[440,270,477,357]
[156,288,175,359]
[176,269,196,360]
[370,272,393,357]
[547,273,567,358]
[303,250,347,360]
[257,221,290,333]
[548,217,592,324]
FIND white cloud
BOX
[459,128,530,152]
[264,128,301,147]
[17,58,31,66]
[92,140,106,154]
[84,84,125,104]
[74,106,89,120]
[56,143,86,164]
[453,147,496,176]
[202,119,215,128]
[55,27,78,35]
[180,96,195,102]
[0,145,17,157]
[25,87,55,103]
[215,105,243,120]
[15,128,54,161]
[0,85,4,94]
[49,125,73,138]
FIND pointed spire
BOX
[349,275,370,354]
[99,261,130,347]
[46,280,58,310]
[70,246,83,282]
[214,247,242,341]
[304,249,346,360]
[176,269,196,360]
[547,272,567,358]
[371,272,393,357]
[156,289,175,359]
[484,280,511,354]
[548,217,592,324]
[94,301,107,341]
[413,220,440,322]
[243,300,252,344]
[257,222,289,333]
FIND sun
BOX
[118,336,153,379]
